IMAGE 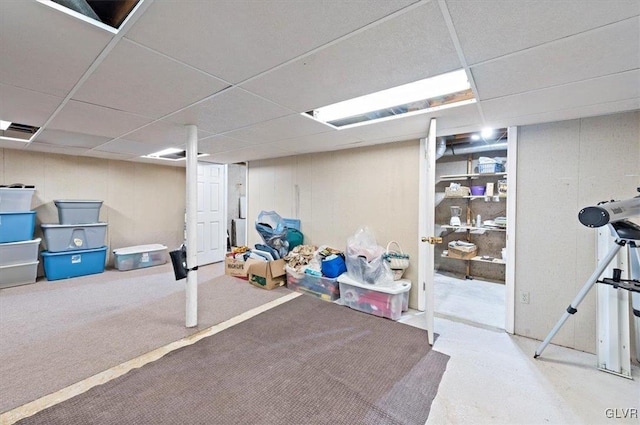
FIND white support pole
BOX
[185,124,198,328]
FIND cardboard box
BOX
[447,246,478,260]
[247,258,286,290]
[225,254,251,279]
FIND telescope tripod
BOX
[534,220,640,359]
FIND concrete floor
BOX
[399,278,640,425]
[433,272,505,330]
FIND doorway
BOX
[196,162,227,266]
[419,121,516,338]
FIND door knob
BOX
[421,236,442,244]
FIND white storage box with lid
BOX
[54,200,103,225]
[0,261,38,289]
[113,244,168,271]
[337,273,411,320]
[41,223,107,252]
[0,188,36,212]
[0,238,41,267]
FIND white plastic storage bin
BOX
[0,238,41,267]
[41,223,107,252]
[337,274,411,320]
[0,188,36,212]
[113,244,167,271]
[0,261,38,289]
[54,200,103,225]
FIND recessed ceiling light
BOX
[304,69,475,129]
[0,121,40,143]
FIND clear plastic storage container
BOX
[0,261,38,289]
[0,188,35,212]
[337,274,411,320]
[113,244,167,271]
[0,238,41,267]
[285,266,340,301]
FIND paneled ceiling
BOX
[0,0,638,166]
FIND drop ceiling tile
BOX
[241,1,461,112]
[209,145,290,164]
[446,0,640,65]
[0,1,113,97]
[92,138,161,156]
[82,150,136,161]
[265,130,363,154]
[48,100,152,138]
[472,18,639,100]
[481,70,640,122]
[0,139,30,150]
[488,98,640,130]
[0,84,63,127]
[223,114,333,144]
[126,0,419,83]
[125,120,214,147]
[166,88,293,134]
[34,129,111,149]
[198,135,256,154]
[25,142,90,157]
[72,40,229,119]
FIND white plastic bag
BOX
[345,227,394,285]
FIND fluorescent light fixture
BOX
[471,134,480,141]
[306,69,475,128]
[0,120,40,143]
[142,147,209,161]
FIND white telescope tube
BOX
[578,195,640,228]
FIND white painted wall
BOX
[515,111,639,353]
[247,140,421,308]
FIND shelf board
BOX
[440,225,506,232]
[441,253,506,264]
[443,195,507,200]
[440,172,507,181]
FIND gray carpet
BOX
[16,296,449,425]
[0,264,290,411]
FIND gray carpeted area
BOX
[16,296,449,425]
[0,264,290,411]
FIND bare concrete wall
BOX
[0,149,186,271]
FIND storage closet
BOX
[433,129,509,329]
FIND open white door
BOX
[418,118,437,345]
[197,163,227,266]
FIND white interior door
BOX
[418,118,437,345]
[197,163,226,265]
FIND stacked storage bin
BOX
[41,200,108,281]
[0,187,39,289]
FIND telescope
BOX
[578,188,640,228]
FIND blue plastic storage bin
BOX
[282,218,301,231]
[41,246,107,281]
[0,211,36,243]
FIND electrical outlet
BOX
[520,291,530,304]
